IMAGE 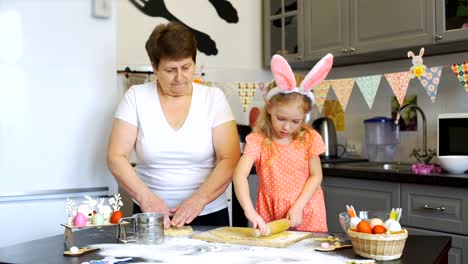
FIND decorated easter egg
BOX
[73,213,87,227]
[110,210,124,224]
[320,242,330,249]
[356,221,372,234]
[372,225,387,234]
[369,218,384,228]
[92,213,105,225]
[349,217,362,230]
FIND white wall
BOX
[117,0,271,81]
[0,0,120,247]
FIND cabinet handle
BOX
[341,48,348,53]
[423,204,445,211]
[435,34,443,40]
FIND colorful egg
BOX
[92,213,105,225]
[73,213,87,227]
[320,242,330,249]
[369,218,384,228]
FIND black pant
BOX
[133,203,229,226]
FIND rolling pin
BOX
[253,219,290,237]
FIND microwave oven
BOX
[437,113,468,173]
[438,113,468,156]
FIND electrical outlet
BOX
[346,140,362,156]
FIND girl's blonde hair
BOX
[254,73,313,159]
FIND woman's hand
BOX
[170,193,207,227]
[139,194,171,228]
[245,209,267,235]
[287,206,304,227]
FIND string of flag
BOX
[205,60,468,114]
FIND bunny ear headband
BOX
[265,53,334,105]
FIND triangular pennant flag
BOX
[313,80,333,113]
[355,75,382,109]
[324,100,345,131]
[237,82,257,112]
[451,61,468,92]
[331,78,355,111]
[384,72,411,106]
[418,66,443,103]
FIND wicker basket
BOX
[347,229,408,261]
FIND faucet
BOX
[394,104,436,164]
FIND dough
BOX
[164,226,194,236]
[209,227,288,241]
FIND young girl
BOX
[233,53,333,234]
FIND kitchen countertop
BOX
[0,225,450,264]
[322,162,468,188]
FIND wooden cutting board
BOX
[192,227,313,248]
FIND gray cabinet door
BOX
[435,0,468,43]
[406,227,468,264]
[303,0,350,61]
[401,183,468,235]
[349,0,435,54]
[322,176,400,233]
[264,0,304,66]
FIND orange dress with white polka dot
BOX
[244,128,328,232]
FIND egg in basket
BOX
[339,206,408,261]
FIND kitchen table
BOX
[0,226,450,264]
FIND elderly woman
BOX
[107,22,240,228]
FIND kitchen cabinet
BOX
[322,171,468,264]
[400,183,468,235]
[264,0,468,65]
[436,0,468,43]
[322,176,400,233]
[263,0,303,65]
[303,0,435,61]
[401,183,468,264]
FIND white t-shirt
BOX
[115,81,234,215]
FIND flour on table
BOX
[89,237,354,264]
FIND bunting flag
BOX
[418,66,443,103]
[451,61,468,92]
[237,82,257,112]
[331,78,355,111]
[355,75,382,109]
[313,80,333,113]
[324,100,345,131]
[384,72,411,106]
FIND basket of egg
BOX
[340,206,408,261]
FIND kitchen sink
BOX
[322,161,413,172]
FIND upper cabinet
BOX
[348,0,435,55]
[264,0,468,65]
[436,0,468,42]
[264,0,303,65]
[302,0,350,61]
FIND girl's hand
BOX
[139,194,171,228]
[287,206,303,227]
[245,209,267,235]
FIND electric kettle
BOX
[312,117,345,159]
